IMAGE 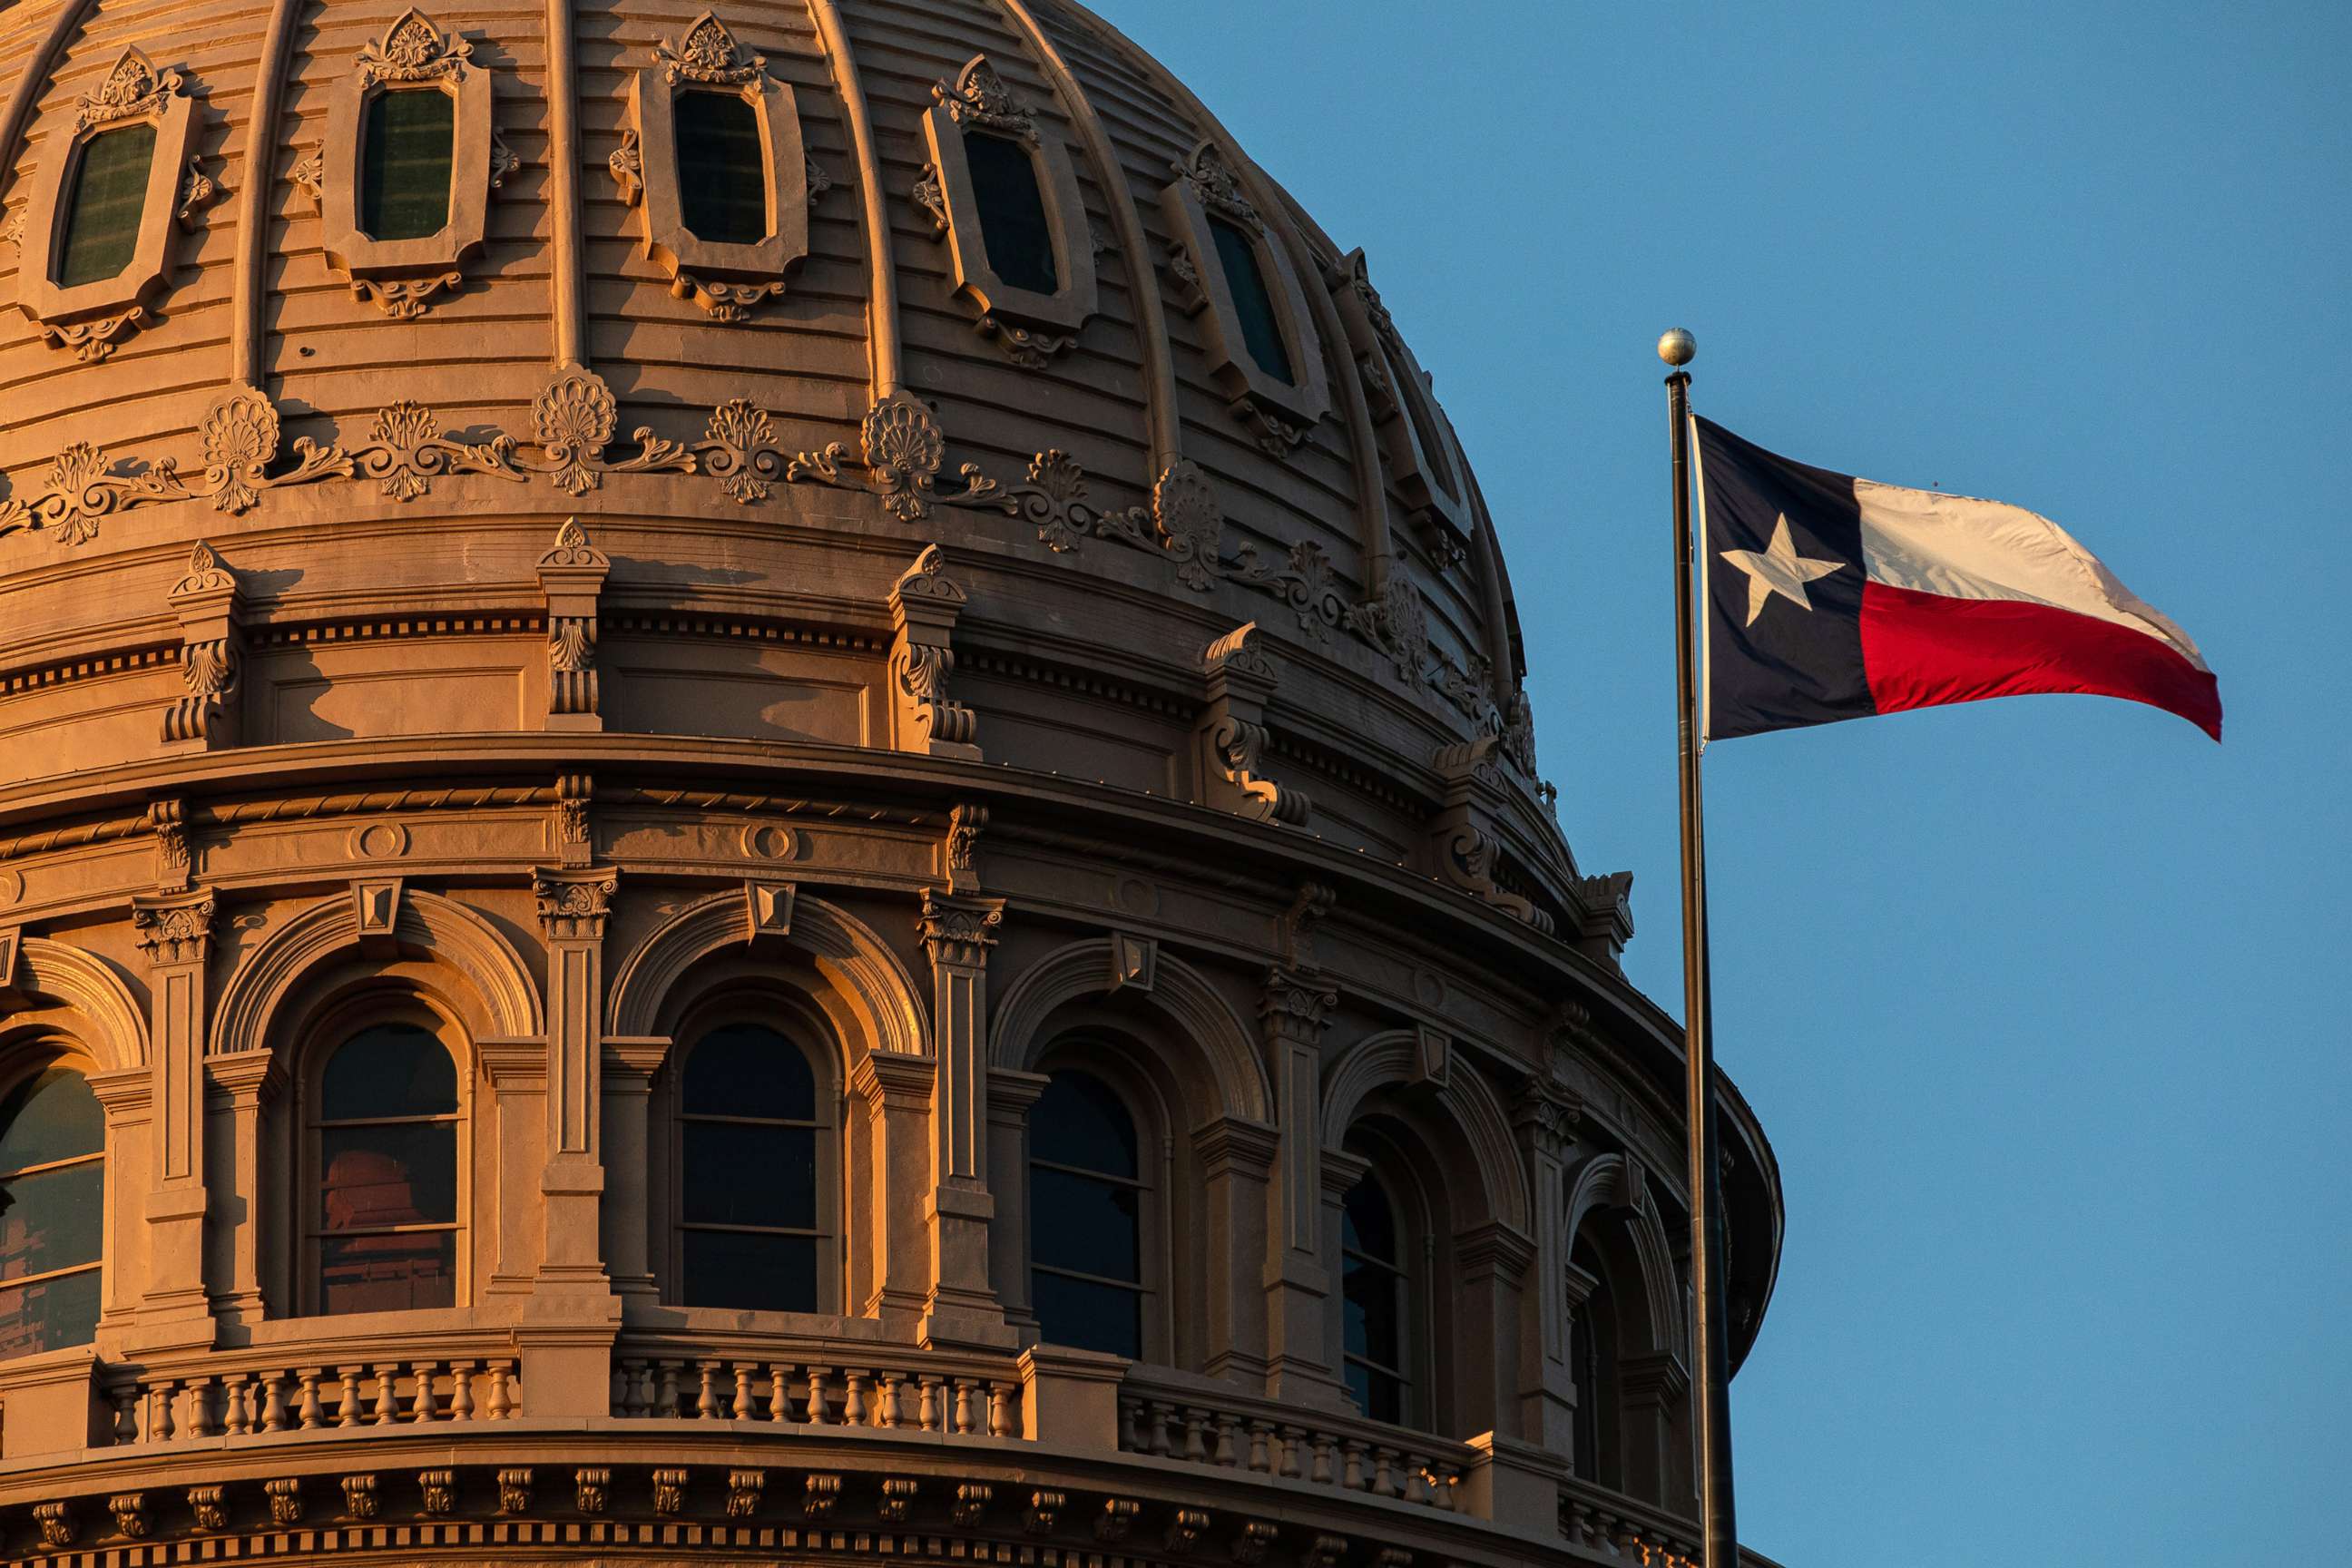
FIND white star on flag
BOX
[1720,514,1845,626]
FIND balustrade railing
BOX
[103,1356,521,1444]
[611,1338,1021,1437]
[1115,1366,1470,1512]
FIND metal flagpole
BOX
[1659,327,1739,1568]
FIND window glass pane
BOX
[1030,1071,1137,1177]
[1342,1175,1397,1262]
[0,1069,103,1172]
[965,130,1057,294]
[1209,215,1295,386]
[675,90,768,245]
[322,1024,458,1120]
[318,1230,455,1314]
[0,1267,100,1358]
[682,1025,815,1121]
[1029,1164,1140,1280]
[682,1228,816,1312]
[1344,1360,1404,1426]
[1342,1252,1402,1367]
[1030,1269,1140,1358]
[320,1122,457,1228]
[55,122,154,289]
[682,1122,814,1229]
[360,88,455,241]
[0,1160,103,1280]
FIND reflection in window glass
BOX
[314,1024,461,1315]
[1569,1233,1622,1487]
[0,1068,104,1358]
[55,122,156,288]
[675,91,768,246]
[677,1024,822,1311]
[1210,215,1294,386]
[359,88,456,241]
[1028,1069,1142,1358]
[964,131,1057,294]
[1341,1173,1409,1424]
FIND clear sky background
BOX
[1088,3,2349,1562]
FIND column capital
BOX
[918,890,1004,967]
[1512,1075,1582,1161]
[533,866,617,941]
[1194,1115,1279,1179]
[202,1052,284,1105]
[851,1050,937,1110]
[131,887,216,968]
[1258,963,1336,1041]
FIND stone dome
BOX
[0,3,1782,1564]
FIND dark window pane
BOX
[0,1267,100,1357]
[682,1228,816,1312]
[1030,1071,1137,1177]
[0,1070,103,1172]
[965,130,1057,294]
[1030,1269,1140,1358]
[318,1230,455,1314]
[0,1160,103,1279]
[320,1122,457,1228]
[1343,1253,1402,1367]
[675,90,767,245]
[1389,345,1459,496]
[1029,1165,1140,1280]
[681,1122,814,1229]
[56,122,154,288]
[1210,215,1294,385]
[1342,1175,1397,1262]
[1345,1360,1404,1425]
[682,1025,815,1121]
[359,88,454,241]
[322,1024,457,1120]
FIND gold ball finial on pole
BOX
[1658,328,1697,368]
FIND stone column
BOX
[1194,1115,1277,1381]
[130,888,217,1348]
[477,1041,546,1304]
[916,887,1011,1348]
[851,1050,936,1332]
[599,1038,668,1316]
[1259,963,1341,1399]
[202,1052,281,1330]
[985,1067,1047,1332]
[530,867,617,1298]
[1514,1079,1580,1447]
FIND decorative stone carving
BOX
[652,1469,687,1515]
[162,541,243,749]
[536,517,611,730]
[146,798,191,887]
[1024,1490,1064,1534]
[185,1486,226,1532]
[1198,623,1309,827]
[341,1475,377,1519]
[416,1470,456,1514]
[1095,1499,1141,1543]
[554,772,593,862]
[34,1502,74,1547]
[264,1478,301,1525]
[803,1475,840,1519]
[744,879,795,950]
[887,544,981,760]
[1260,965,1338,1038]
[1500,688,1538,776]
[1165,1508,1211,1554]
[533,867,617,941]
[620,12,813,321]
[1429,734,1554,934]
[877,1478,917,1523]
[1344,573,1431,686]
[1570,869,1636,965]
[526,368,693,495]
[1276,881,1335,971]
[132,891,215,967]
[952,1483,992,1527]
[496,1469,533,1514]
[107,1494,148,1539]
[12,50,205,360]
[919,888,1004,968]
[574,1468,610,1514]
[945,803,987,893]
[1108,930,1156,993]
[1233,1521,1279,1564]
[1304,1535,1349,1568]
[724,1470,764,1518]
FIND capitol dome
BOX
[0,3,1782,1565]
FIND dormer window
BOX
[358,88,455,241]
[55,122,157,288]
[1329,250,1479,568]
[1209,214,1291,385]
[673,89,766,245]
[915,54,1097,368]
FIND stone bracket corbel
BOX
[538,518,611,731]
[353,877,406,956]
[744,879,795,952]
[888,545,981,760]
[1428,736,1553,935]
[1108,931,1156,993]
[1197,622,1308,827]
[162,542,242,750]
[1569,870,1635,966]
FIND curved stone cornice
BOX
[4,936,150,1071]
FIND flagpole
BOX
[1661,327,1739,1568]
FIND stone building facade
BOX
[0,3,1782,1567]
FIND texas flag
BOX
[1696,417,2221,742]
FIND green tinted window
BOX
[675,91,767,245]
[55,122,155,288]
[360,88,455,241]
[965,131,1057,294]
[1210,216,1294,386]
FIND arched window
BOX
[1209,215,1294,386]
[55,122,157,288]
[1569,1232,1623,1488]
[964,131,1057,295]
[673,90,767,246]
[1027,1069,1145,1358]
[1340,1171,1412,1423]
[673,1023,828,1312]
[358,88,456,241]
[0,1064,103,1357]
[311,1023,461,1315]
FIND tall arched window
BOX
[1340,1171,1413,1423]
[1569,1232,1622,1488]
[311,1023,462,1315]
[673,1023,828,1312]
[0,1063,103,1357]
[965,131,1057,295]
[1028,1069,1145,1358]
[1209,215,1295,386]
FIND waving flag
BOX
[1695,417,2221,741]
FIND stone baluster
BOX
[411,1362,440,1421]
[337,1367,364,1426]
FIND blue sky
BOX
[1088,3,2350,1562]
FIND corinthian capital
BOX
[918,889,1004,967]
[131,889,217,967]
[532,867,618,941]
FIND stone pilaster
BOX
[1259,962,1340,1399]
[537,518,610,732]
[201,1051,281,1330]
[1514,1077,1581,1447]
[477,1040,547,1303]
[530,866,617,1298]
[984,1066,1048,1332]
[129,888,217,1346]
[598,1038,668,1315]
[1455,1219,1536,1442]
[83,1066,152,1336]
[1193,1114,1277,1381]
[916,887,1012,1348]
[161,543,242,751]
[851,1049,937,1332]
